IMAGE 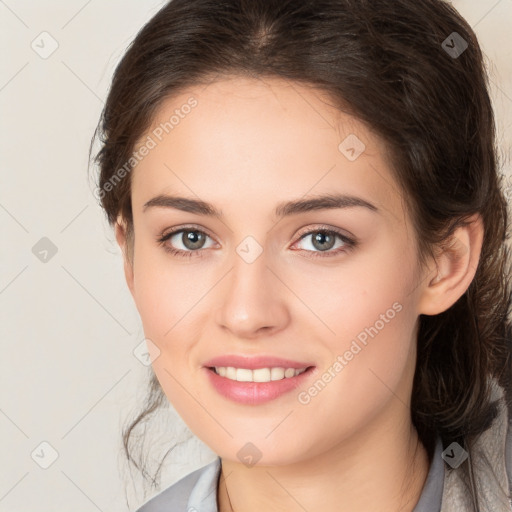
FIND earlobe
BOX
[115,217,135,296]
[417,214,484,316]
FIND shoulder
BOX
[135,457,221,512]
[479,379,512,506]
[441,378,512,511]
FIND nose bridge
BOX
[214,237,289,336]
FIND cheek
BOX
[295,238,416,345]
[132,260,204,406]
[132,240,208,338]
[300,241,418,402]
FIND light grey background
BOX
[1,1,511,511]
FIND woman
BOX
[91,0,512,510]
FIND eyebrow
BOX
[143,193,379,218]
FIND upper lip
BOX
[203,355,314,370]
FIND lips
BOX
[202,354,316,405]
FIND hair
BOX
[91,0,512,508]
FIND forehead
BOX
[131,76,405,223]
[144,76,371,148]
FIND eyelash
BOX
[156,224,357,260]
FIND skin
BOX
[115,76,483,512]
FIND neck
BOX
[217,418,430,512]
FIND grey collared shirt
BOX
[136,436,445,512]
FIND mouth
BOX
[202,357,316,405]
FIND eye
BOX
[157,226,216,258]
[157,225,356,260]
[292,226,356,258]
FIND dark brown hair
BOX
[91,0,512,507]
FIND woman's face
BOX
[120,76,431,465]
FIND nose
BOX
[214,247,290,339]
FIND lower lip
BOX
[203,367,315,405]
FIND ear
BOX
[115,216,135,296]
[417,214,484,316]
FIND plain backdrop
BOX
[1,1,511,511]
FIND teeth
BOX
[271,367,285,381]
[214,366,307,383]
[253,368,271,382]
